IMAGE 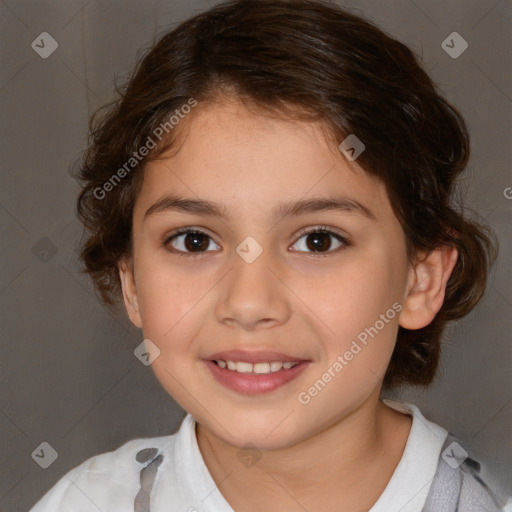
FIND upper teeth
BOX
[216,360,299,373]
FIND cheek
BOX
[135,257,213,345]
[134,262,211,403]
[308,256,404,341]
[293,264,402,423]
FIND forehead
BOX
[135,98,393,222]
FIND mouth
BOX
[214,359,300,373]
[203,350,310,395]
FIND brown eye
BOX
[183,232,210,252]
[291,227,348,254]
[165,229,220,254]
[305,232,332,252]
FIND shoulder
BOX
[29,429,179,512]
[375,400,505,512]
[423,433,503,512]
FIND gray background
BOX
[0,0,510,510]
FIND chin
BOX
[209,409,307,450]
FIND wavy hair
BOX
[75,0,497,389]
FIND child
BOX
[30,0,505,510]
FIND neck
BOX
[195,393,412,511]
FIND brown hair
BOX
[75,0,497,389]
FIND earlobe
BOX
[399,245,458,330]
[118,257,143,328]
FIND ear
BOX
[118,257,142,328]
[399,245,458,330]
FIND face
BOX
[120,97,415,450]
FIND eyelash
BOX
[161,226,350,258]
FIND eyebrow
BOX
[143,194,376,223]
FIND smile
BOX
[204,356,310,395]
[215,360,300,374]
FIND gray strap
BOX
[422,434,462,512]
[134,448,164,512]
[423,433,501,512]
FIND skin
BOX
[118,96,458,511]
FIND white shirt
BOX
[29,399,448,512]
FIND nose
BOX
[214,244,292,331]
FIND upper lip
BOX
[205,350,308,364]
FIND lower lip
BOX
[204,360,310,395]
